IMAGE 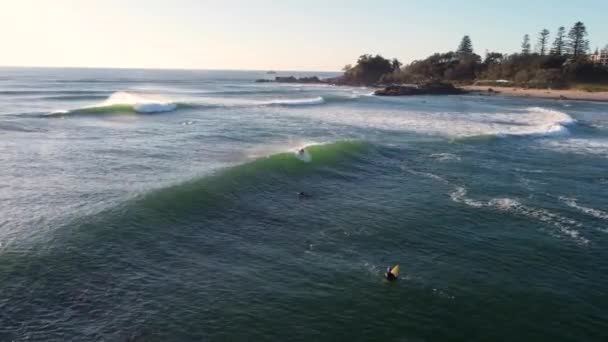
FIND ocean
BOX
[0,67,607,341]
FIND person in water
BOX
[298,148,305,155]
[385,266,397,281]
[298,191,312,200]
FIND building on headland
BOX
[590,46,608,66]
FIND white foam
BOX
[542,138,608,158]
[560,196,608,221]
[289,106,575,138]
[264,96,325,106]
[450,186,589,245]
[90,91,178,113]
[430,153,461,162]
[449,186,486,207]
[295,148,312,163]
[404,168,450,184]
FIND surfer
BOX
[298,191,312,200]
[385,265,399,281]
[295,147,311,163]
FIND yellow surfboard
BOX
[390,265,400,277]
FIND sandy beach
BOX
[463,85,608,102]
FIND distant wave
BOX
[263,96,325,106]
[46,91,187,116]
[44,91,342,117]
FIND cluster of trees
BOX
[342,21,607,88]
[342,54,401,85]
[523,22,589,57]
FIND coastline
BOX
[463,85,608,102]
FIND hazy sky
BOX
[1,0,607,71]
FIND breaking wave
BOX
[292,106,576,140]
[264,96,325,106]
[47,91,183,115]
[44,92,345,117]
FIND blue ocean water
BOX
[1,67,607,341]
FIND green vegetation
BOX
[551,26,566,56]
[538,29,550,56]
[521,34,531,55]
[457,36,474,56]
[342,54,401,85]
[567,21,590,57]
[341,21,607,89]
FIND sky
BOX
[0,0,607,71]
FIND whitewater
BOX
[1,67,608,342]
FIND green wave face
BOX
[77,104,139,114]
[1,140,373,255]
[135,140,372,216]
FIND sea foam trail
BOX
[560,196,608,221]
[450,187,589,245]
[46,92,339,116]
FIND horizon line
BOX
[0,64,342,73]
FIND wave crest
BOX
[47,91,181,116]
[264,96,325,106]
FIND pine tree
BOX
[537,29,550,55]
[457,36,474,56]
[391,58,402,71]
[521,34,531,55]
[566,21,590,57]
[551,26,566,55]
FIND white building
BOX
[591,47,608,66]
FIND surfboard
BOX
[390,265,400,277]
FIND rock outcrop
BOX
[374,82,466,96]
[256,76,326,84]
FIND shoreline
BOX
[463,85,608,103]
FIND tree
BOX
[344,54,396,85]
[457,36,474,56]
[537,29,550,55]
[391,58,402,71]
[521,34,531,54]
[551,26,566,55]
[484,52,504,65]
[567,21,590,57]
